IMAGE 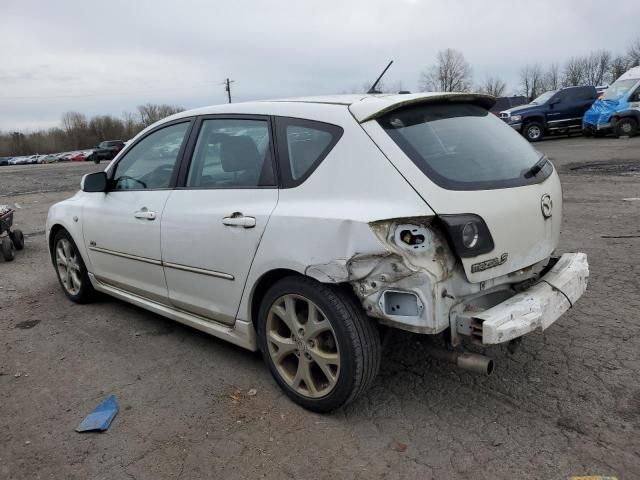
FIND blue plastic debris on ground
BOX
[76,395,118,432]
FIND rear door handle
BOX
[222,214,256,228]
[134,208,156,220]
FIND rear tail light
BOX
[437,214,494,258]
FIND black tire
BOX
[523,121,544,142]
[614,117,638,138]
[51,229,96,303]
[2,236,15,261]
[257,276,381,412]
[10,229,24,250]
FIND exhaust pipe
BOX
[424,345,494,376]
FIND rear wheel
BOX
[258,276,381,412]
[614,118,638,138]
[523,122,544,142]
[52,230,95,303]
[2,237,15,261]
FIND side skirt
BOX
[88,273,258,351]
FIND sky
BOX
[1,0,638,131]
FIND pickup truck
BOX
[88,140,125,164]
[500,86,598,141]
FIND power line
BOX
[0,82,219,100]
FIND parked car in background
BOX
[583,66,640,138]
[489,96,526,115]
[87,140,125,164]
[40,153,62,163]
[68,151,91,162]
[0,157,12,166]
[500,86,598,141]
[47,93,588,411]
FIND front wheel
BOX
[52,230,95,303]
[258,276,381,412]
[523,122,544,142]
[614,118,638,138]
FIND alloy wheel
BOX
[266,294,340,398]
[528,125,541,140]
[55,238,82,296]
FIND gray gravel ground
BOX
[1,137,639,479]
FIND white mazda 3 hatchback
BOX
[47,93,588,411]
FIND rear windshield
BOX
[378,103,551,190]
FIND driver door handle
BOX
[222,214,256,228]
[134,208,156,220]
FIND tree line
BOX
[419,38,640,100]
[0,103,184,157]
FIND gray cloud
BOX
[0,0,638,130]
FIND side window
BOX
[113,122,190,190]
[275,117,343,187]
[186,119,274,188]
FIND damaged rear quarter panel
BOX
[236,110,437,326]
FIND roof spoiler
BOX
[351,93,496,123]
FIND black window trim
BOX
[175,113,279,191]
[107,117,196,192]
[273,116,344,189]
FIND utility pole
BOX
[223,78,235,103]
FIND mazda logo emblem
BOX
[541,194,553,219]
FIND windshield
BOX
[378,103,551,190]
[530,90,556,105]
[603,79,638,101]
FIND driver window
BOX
[113,122,190,190]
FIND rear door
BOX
[83,120,193,302]
[360,101,562,283]
[160,116,278,325]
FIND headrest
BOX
[219,135,261,172]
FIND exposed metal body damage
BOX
[305,217,588,346]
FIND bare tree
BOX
[0,103,185,156]
[542,63,561,91]
[520,64,544,100]
[61,111,88,150]
[562,56,588,86]
[419,48,473,92]
[609,55,630,82]
[627,38,640,68]
[477,76,507,97]
[137,103,184,128]
[584,50,612,86]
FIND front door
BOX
[161,117,278,324]
[83,120,192,303]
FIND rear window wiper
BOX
[523,155,549,178]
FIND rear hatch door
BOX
[355,95,562,283]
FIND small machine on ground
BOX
[0,205,25,261]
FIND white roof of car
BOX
[169,92,495,125]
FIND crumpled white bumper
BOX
[476,253,589,344]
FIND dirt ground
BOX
[1,137,639,479]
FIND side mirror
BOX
[81,172,108,192]
[549,98,561,106]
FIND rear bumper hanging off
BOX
[464,253,589,344]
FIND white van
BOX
[583,66,640,137]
